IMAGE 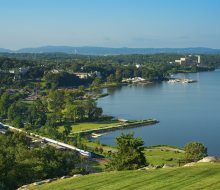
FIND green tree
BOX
[13,117,24,128]
[184,142,208,161]
[49,89,65,111]
[99,147,103,154]
[93,107,103,120]
[0,92,10,119]
[95,137,100,145]
[8,103,19,120]
[84,97,97,121]
[77,133,81,142]
[27,104,37,125]
[106,132,147,171]
[107,74,116,83]
[78,85,85,91]
[64,124,72,137]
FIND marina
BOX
[167,78,197,83]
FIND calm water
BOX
[92,70,220,157]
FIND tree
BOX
[64,124,72,137]
[184,142,208,161]
[106,132,147,171]
[13,117,24,128]
[99,147,103,154]
[36,82,41,89]
[78,85,85,91]
[27,104,37,125]
[0,92,10,119]
[107,74,116,84]
[77,133,81,142]
[93,107,103,120]
[84,97,97,121]
[95,137,100,145]
[65,105,84,122]
[8,102,20,120]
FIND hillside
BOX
[30,163,220,190]
[1,46,220,55]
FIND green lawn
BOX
[25,79,47,89]
[58,120,121,133]
[31,163,220,190]
[144,149,184,158]
[143,149,185,167]
[23,101,33,108]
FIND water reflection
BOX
[107,86,123,94]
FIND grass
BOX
[24,79,47,89]
[31,163,220,190]
[58,120,121,133]
[23,101,33,108]
[144,149,184,158]
[145,144,184,150]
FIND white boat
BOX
[167,80,176,83]
[182,80,188,83]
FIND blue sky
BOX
[1,0,220,50]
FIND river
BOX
[91,69,220,157]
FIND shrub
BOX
[99,147,103,154]
[164,158,173,161]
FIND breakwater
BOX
[74,120,159,136]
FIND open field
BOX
[31,163,220,190]
[58,121,121,133]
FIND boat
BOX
[182,80,188,83]
[167,80,176,83]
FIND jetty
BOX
[70,119,159,135]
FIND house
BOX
[19,67,28,75]
[45,69,64,74]
[88,71,101,77]
[9,69,18,74]
[67,69,74,74]
[13,75,21,81]
[74,72,88,79]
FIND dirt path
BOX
[144,147,185,153]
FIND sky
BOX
[1,0,220,50]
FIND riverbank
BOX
[86,82,127,91]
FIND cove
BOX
[91,69,220,157]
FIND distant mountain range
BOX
[1,46,220,55]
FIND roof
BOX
[26,135,44,142]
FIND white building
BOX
[136,64,145,68]
[74,72,88,79]
[19,67,28,75]
[88,71,101,77]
